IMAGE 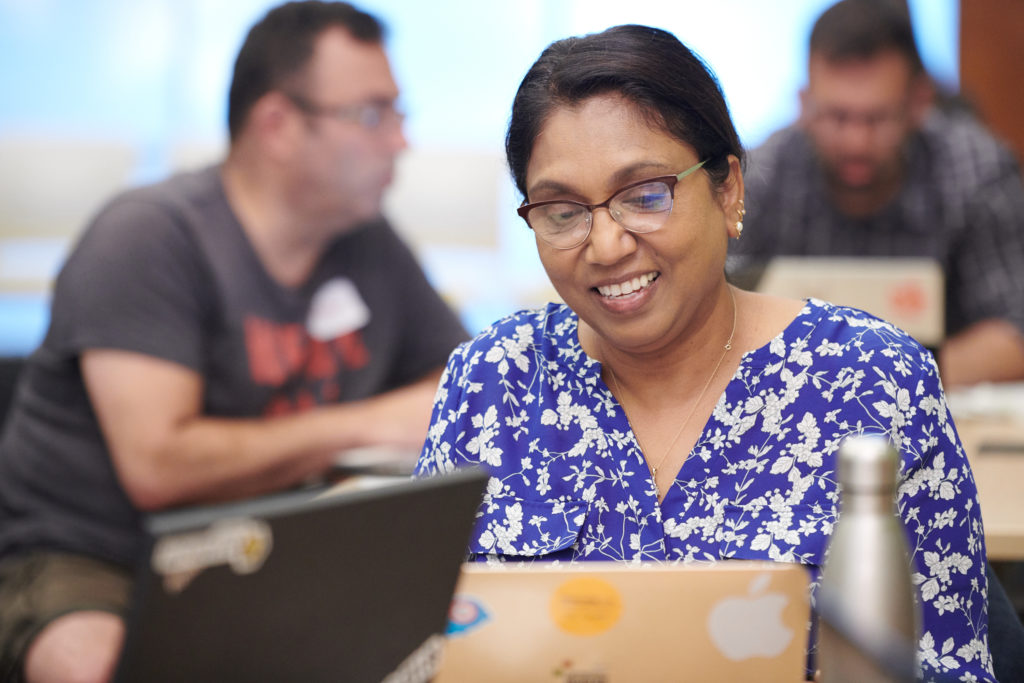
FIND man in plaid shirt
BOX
[729,0,1024,388]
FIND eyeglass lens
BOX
[527,180,674,248]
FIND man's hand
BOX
[346,371,442,449]
[938,318,1024,389]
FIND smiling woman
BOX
[415,23,997,683]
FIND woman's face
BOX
[524,94,742,356]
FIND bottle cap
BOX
[837,433,899,493]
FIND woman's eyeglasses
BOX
[517,159,707,249]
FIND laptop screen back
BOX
[435,561,810,683]
[747,256,944,347]
[115,468,487,683]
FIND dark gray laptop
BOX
[114,467,487,683]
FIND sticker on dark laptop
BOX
[151,517,273,593]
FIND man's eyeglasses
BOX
[517,159,707,249]
[805,101,908,137]
[285,93,405,130]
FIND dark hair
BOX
[809,0,924,74]
[505,24,744,199]
[227,1,384,141]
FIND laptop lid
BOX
[114,468,487,683]
[435,561,810,683]
[750,256,944,347]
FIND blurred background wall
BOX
[0,0,961,353]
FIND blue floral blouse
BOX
[416,299,994,682]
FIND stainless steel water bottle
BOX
[817,433,920,683]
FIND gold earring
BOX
[735,199,745,238]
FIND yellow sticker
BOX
[549,576,623,635]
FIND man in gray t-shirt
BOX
[0,3,468,681]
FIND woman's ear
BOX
[721,155,745,240]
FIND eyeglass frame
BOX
[284,92,405,130]
[516,159,708,249]
[802,98,911,138]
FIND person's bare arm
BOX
[82,349,441,510]
[937,318,1024,389]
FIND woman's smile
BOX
[594,271,659,299]
[592,270,661,315]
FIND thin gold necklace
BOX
[606,287,738,499]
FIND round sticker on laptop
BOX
[549,576,622,635]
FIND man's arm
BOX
[939,119,1024,388]
[82,349,441,510]
[937,318,1024,389]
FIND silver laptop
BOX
[114,468,487,683]
[435,561,810,683]
[751,256,944,347]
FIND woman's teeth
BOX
[597,272,658,298]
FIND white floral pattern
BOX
[416,299,994,682]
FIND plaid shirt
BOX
[729,107,1024,336]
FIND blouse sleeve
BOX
[895,356,995,680]
[416,341,475,477]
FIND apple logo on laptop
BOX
[707,572,794,660]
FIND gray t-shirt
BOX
[0,165,468,566]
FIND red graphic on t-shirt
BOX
[244,316,370,416]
